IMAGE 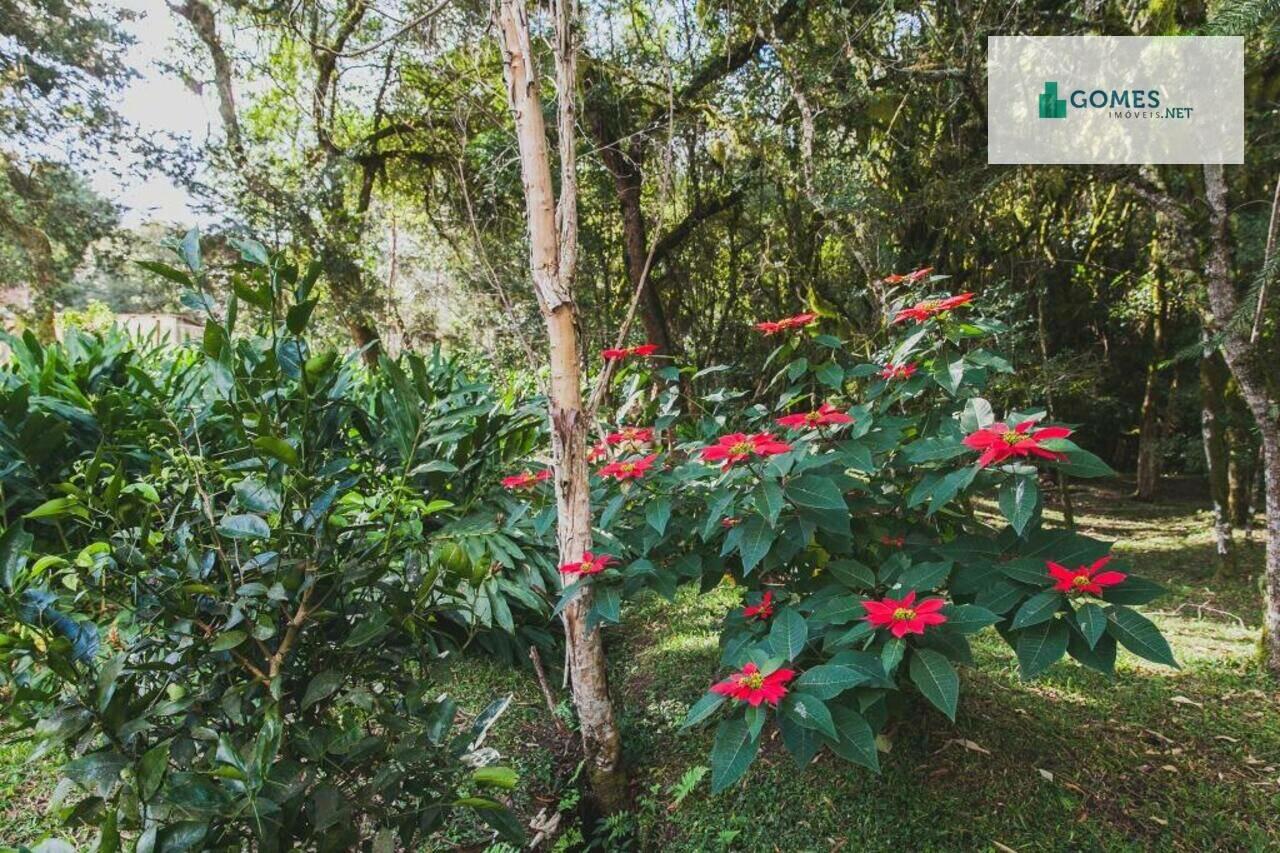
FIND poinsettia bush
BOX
[510,271,1174,794]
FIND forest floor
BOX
[3,479,1278,851]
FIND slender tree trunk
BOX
[1202,164,1280,675]
[1035,283,1074,526]
[1135,277,1168,501]
[1200,346,1234,573]
[1227,392,1258,533]
[496,0,627,809]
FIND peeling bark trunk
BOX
[496,0,627,810]
[1202,164,1280,675]
[1200,346,1233,573]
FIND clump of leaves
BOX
[0,233,545,849]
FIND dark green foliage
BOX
[0,234,547,849]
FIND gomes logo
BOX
[1037,80,1193,120]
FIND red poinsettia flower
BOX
[604,426,654,446]
[699,432,793,468]
[721,517,741,529]
[880,362,918,381]
[1048,555,1127,596]
[881,266,934,285]
[880,534,906,548]
[501,469,552,490]
[742,591,775,621]
[598,453,659,481]
[962,419,1072,468]
[710,662,795,707]
[893,292,975,324]
[754,312,817,335]
[587,442,608,462]
[559,551,616,577]
[862,590,948,638]
[602,344,659,361]
[775,403,854,430]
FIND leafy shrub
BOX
[531,273,1174,793]
[0,236,550,849]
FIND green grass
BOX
[5,479,1278,851]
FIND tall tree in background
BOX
[495,0,627,811]
[0,0,131,337]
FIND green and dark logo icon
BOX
[1038,81,1067,119]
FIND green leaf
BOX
[736,515,774,574]
[942,604,1001,634]
[826,705,879,772]
[1015,619,1069,679]
[909,648,959,720]
[0,524,33,590]
[781,692,838,739]
[710,718,759,794]
[286,299,318,334]
[23,497,83,521]
[998,476,1038,536]
[645,496,672,536]
[472,766,519,790]
[815,361,844,388]
[681,691,728,729]
[897,560,951,592]
[63,750,127,797]
[139,741,170,800]
[1010,589,1062,629]
[302,670,344,710]
[218,514,271,540]
[1056,448,1117,479]
[210,630,247,652]
[136,260,192,285]
[827,558,875,590]
[252,436,299,466]
[881,637,905,673]
[1107,606,1177,667]
[1074,602,1106,648]
[1100,576,1166,606]
[753,480,784,526]
[768,608,808,661]
[786,475,846,511]
[232,479,282,514]
[793,665,865,699]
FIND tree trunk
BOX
[1202,163,1280,675]
[1135,277,1168,501]
[1227,389,1258,532]
[1200,346,1233,573]
[496,0,627,810]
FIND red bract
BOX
[880,534,905,548]
[962,419,1072,468]
[559,552,616,577]
[598,453,659,481]
[881,266,934,285]
[602,343,659,360]
[742,591,775,621]
[754,312,817,335]
[893,292,974,324]
[586,442,608,462]
[862,591,947,638]
[776,403,853,430]
[880,362,918,381]
[604,426,654,446]
[710,662,795,707]
[501,469,552,490]
[721,517,741,529]
[1048,555,1127,596]
[699,432,793,468]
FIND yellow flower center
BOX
[1001,430,1028,446]
[620,463,635,473]
[731,441,754,455]
[918,299,941,312]
[892,608,916,621]
[806,412,821,424]
[742,672,765,689]
[1072,575,1089,588]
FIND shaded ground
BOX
[3,478,1278,851]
